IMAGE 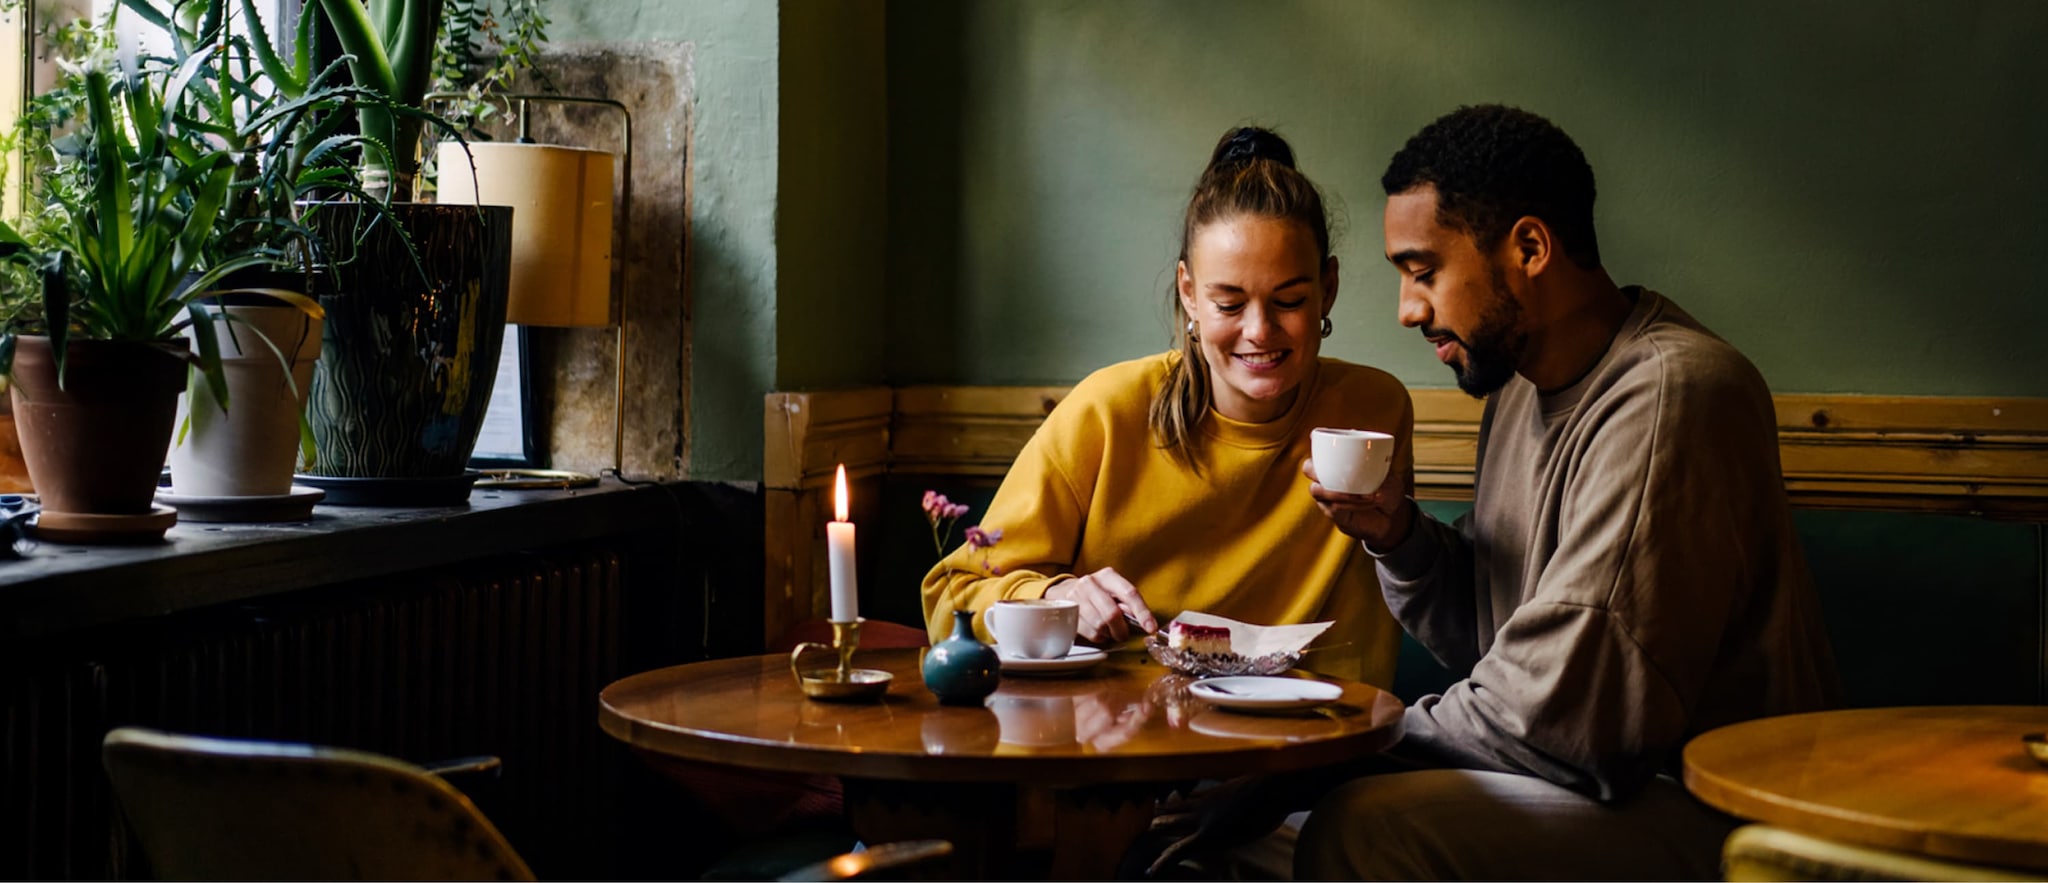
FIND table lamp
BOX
[431,94,634,487]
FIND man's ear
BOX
[1508,216,1553,279]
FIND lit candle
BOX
[827,464,859,623]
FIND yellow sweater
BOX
[920,353,1412,686]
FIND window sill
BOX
[0,479,677,639]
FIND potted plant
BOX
[0,59,319,540]
[279,0,520,505]
[119,0,381,506]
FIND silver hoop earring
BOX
[1186,319,1199,342]
[1320,316,1333,339]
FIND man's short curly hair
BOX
[1381,105,1602,269]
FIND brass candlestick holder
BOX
[790,618,893,702]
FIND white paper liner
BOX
[1145,612,1335,678]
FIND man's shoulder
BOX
[1612,291,1772,406]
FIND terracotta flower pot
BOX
[0,395,30,493]
[10,335,187,515]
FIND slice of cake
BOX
[1167,621,1233,656]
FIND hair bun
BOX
[1211,127,1296,170]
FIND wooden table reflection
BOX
[599,647,1403,878]
[1683,705,2048,872]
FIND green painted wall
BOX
[886,0,2048,396]
[555,1,889,481]
[550,1,774,482]
[778,3,890,390]
[558,0,2046,479]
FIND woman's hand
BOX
[1044,566,1158,643]
[1302,457,1416,551]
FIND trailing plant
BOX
[431,0,551,142]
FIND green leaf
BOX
[0,218,31,257]
[240,0,304,97]
[120,0,174,31]
[292,0,316,87]
[316,0,400,98]
[173,155,237,274]
[162,39,219,119]
[83,72,135,292]
[43,255,70,391]
[185,301,229,412]
[298,409,317,469]
[198,0,224,51]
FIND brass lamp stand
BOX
[429,93,634,488]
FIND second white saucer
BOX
[996,645,1107,676]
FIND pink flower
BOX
[965,526,1003,549]
[923,490,973,555]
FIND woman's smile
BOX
[1234,349,1291,372]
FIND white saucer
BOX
[154,486,325,523]
[1188,676,1342,713]
[995,645,1107,676]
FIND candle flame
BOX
[834,464,849,522]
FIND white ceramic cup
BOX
[986,598,1079,659]
[1311,427,1396,495]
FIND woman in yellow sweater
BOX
[920,127,1413,685]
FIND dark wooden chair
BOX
[103,726,946,881]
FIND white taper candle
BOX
[827,464,859,622]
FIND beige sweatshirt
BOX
[1376,288,1841,802]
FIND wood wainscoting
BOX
[763,387,2048,643]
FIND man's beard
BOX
[1451,264,1527,397]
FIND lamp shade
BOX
[437,142,614,327]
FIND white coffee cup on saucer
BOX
[1311,427,1395,495]
[986,598,1079,659]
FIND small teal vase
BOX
[922,610,1000,705]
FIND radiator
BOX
[0,543,625,880]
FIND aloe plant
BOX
[316,0,552,201]
[119,0,414,262]
[317,0,446,201]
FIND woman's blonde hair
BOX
[1149,127,1334,467]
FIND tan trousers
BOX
[1290,769,1736,881]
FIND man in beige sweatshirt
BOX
[1282,105,1842,880]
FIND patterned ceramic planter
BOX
[299,202,512,504]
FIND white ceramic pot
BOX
[168,304,324,497]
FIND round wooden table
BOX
[600,646,1404,878]
[1682,705,2048,872]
